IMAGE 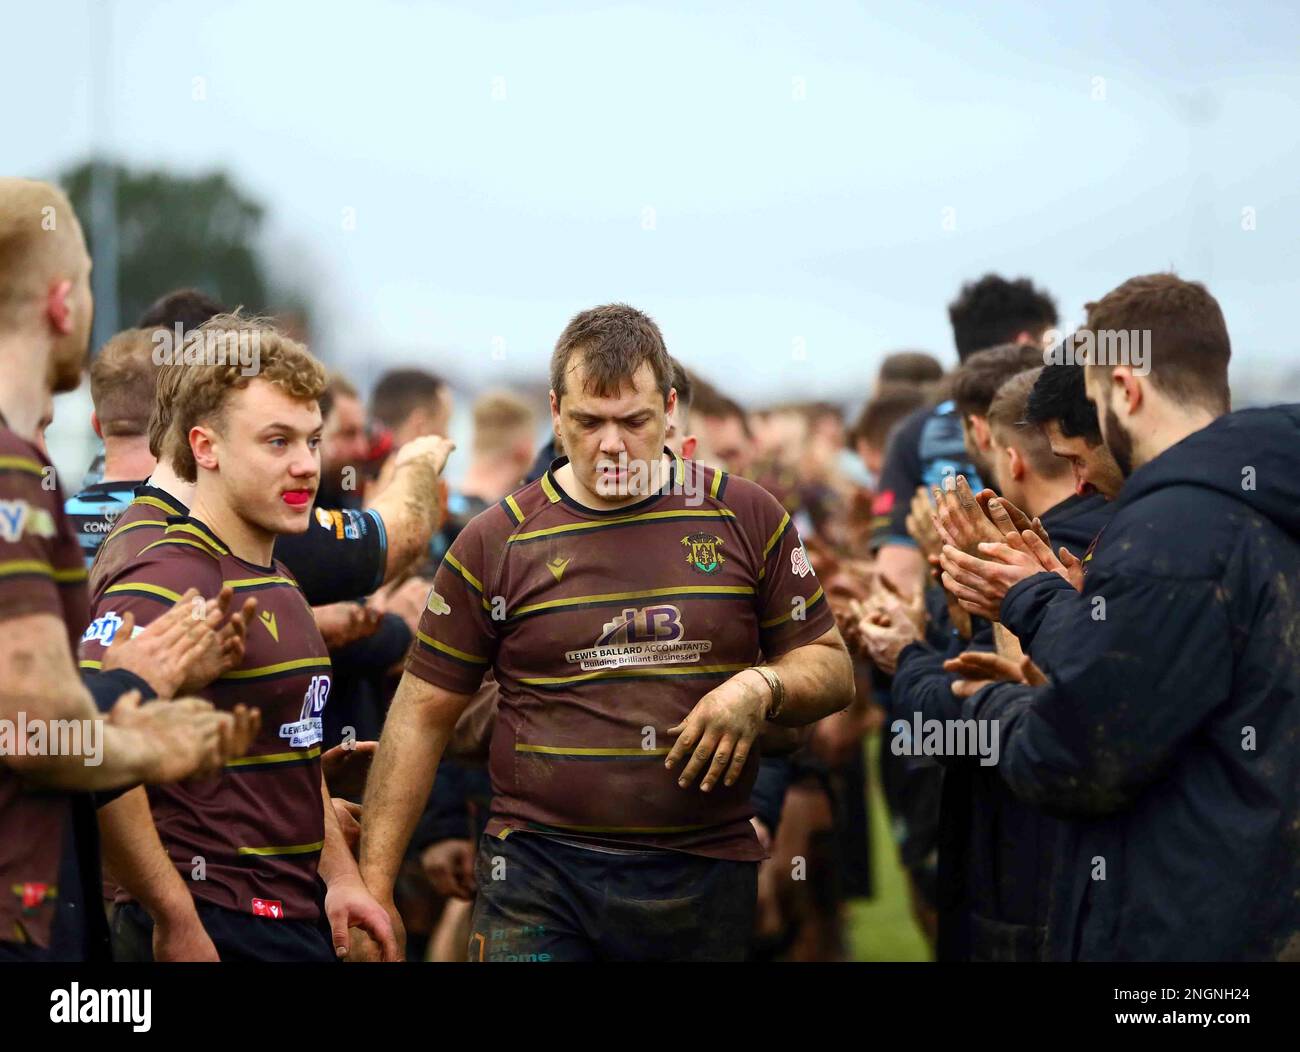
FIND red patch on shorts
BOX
[251,897,284,919]
[871,490,896,516]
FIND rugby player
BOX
[80,314,398,961]
[359,303,854,962]
[0,179,255,961]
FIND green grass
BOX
[844,732,933,961]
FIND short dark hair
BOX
[951,342,1045,419]
[669,356,693,413]
[550,304,671,406]
[1082,273,1230,414]
[370,369,446,431]
[1025,361,1102,444]
[852,384,927,450]
[878,350,944,386]
[90,329,159,437]
[948,274,1058,361]
[137,287,228,332]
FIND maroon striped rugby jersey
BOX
[79,516,330,923]
[0,428,91,947]
[87,483,183,603]
[406,453,835,860]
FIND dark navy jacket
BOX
[969,405,1300,961]
[893,491,1112,960]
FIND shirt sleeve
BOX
[869,409,925,550]
[76,550,220,672]
[0,455,68,622]
[752,489,837,659]
[274,506,387,605]
[403,517,498,695]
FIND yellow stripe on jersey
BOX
[236,840,325,857]
[504,495,525,523]
[709,469,725,499]
[113,518,168,535]
[132,495,183,516]
[507,508,737,543]
[78,659,102,671]
[220,657,331,681]
[538,472,562,504]
[0,559,54,578]
[223,575,297,590]
[139,536,220,559]
[105,581,183,604]
[759,585,825,629]
[518,662,748,687]
[511,584,754,618]
[515,744,672,757]
[226,745,322,768]
[53,567,87,583]
[416,630,490,665]
[444,551,484,593]
[762,513,792,559]
[164,522,228,555]
[0,455,44,476]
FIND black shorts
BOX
[111,900,336,963]
[467,832,757,962]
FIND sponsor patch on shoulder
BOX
[81,612,125,646]
[426,588,451,615]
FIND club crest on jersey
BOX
[791,544,813,578]
[564,605,711,671]
[81,612,125,647]
[681,532,724,575]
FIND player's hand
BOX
[978,491,1053,551]
[368,576,431,636]
[420,839,476,900]
[109,692,232,783]
[943,650,1047,697]
[393,434,456,478]
[313,602,383,650]
[938,538,1047,622]
[931,475,1003,557]
[177,589,259,694]
[152,909,221,962]
[848,591,922,676]
[100,587,204,697]
[665,669,768,792]
[321,740,378,798]
[905,485,942,564]
[331,798,363,857]
[324,876,399,962]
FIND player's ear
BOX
[682,434,697,460]
[90,410,103,440]
[46,279,75,335]
[1117,366,1143,415]
[191,424,220,473]
[1007,445,1025,481]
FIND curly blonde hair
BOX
[165,312,327,482]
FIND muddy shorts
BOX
[467,831,757,962]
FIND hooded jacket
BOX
[969,405,1300,961]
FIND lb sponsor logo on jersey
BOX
[0,499,55,542]
[564,604,712,671]
[82,612,125,647]
[681,532,725,575]
[280,674,331,747]
[791,543,813,578]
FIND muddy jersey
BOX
[0,430,91,947]
[406,453,836,860]
[80,516,330,922]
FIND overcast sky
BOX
[6,0,1299,475]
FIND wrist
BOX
[747,665,785,721]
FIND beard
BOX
[1103,403,1135,479]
